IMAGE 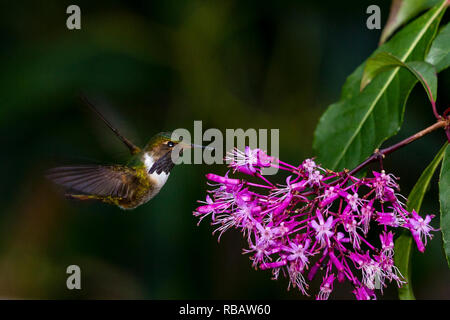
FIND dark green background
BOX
[0,0,448,299]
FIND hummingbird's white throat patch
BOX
[143,153,170,187]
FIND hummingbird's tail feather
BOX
[64,193,123,207]
[79,94,142,155]
[65,194,101,201]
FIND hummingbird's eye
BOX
[167,141,175,148]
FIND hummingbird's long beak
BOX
[177,141,214,150]
[191,143,214,151]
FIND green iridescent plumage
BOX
[47,102,189,209]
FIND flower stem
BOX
[431,100,440,120]
[348,118,449,176]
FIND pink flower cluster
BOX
[193,147,436,299]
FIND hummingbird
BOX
[47,97,206,210]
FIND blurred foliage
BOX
[0,0,448,299]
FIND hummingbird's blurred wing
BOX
[46,165,138,199]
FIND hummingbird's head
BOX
[144,132,209,174]
[145,131,211,157]
[142,132,182,175]
[144,131,182,158]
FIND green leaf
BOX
[313,1,447,171]
[380,0,440,45]
[394,234,416,299]
[439,144,450,268]
[395,142,447,299]
[360,52,437,103]
[426,22,450,72]
[408,143,448,210]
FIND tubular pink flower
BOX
[380,231,394,257]
[285,238,311,270]
[317,274,335,300]
[310,210,334,247]
[193,147,436,299]
[205,173,241,186]
[302,158,318,174]
[406,210,436,252]
[319,186,340,208]
[226,147,273,175]
[353,286,376,300]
